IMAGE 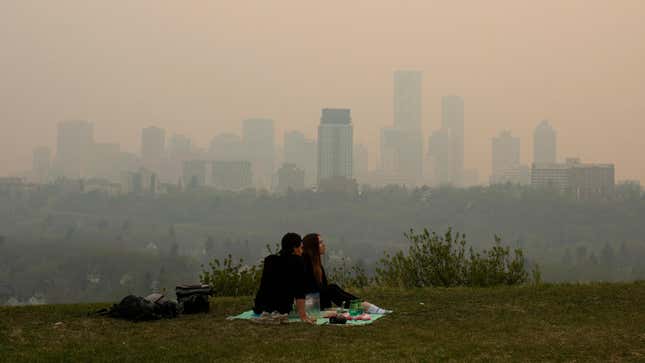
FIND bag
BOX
[176,284,213,314]
[97,294,179,321]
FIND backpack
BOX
[176,284,213,314]
[98,294,179,321]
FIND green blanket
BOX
[227,310,386,326]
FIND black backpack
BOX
[98,295,179,321]
[176,284,213,314]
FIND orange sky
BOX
[1,0,644,182]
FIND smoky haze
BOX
[1,1,644,183]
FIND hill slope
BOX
[2,283,645,362]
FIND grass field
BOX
[2,282,645,362]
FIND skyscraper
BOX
[242,118,275,188]
[209,133,244,161]
[141,126,166,175]
[55,120,94,179]
[317,108,353,184]
[393,70,423,185]
[442,95,464,186]
[284,130,316,187]
[491,131,521,184]
[533,120,557,164]
[428,128,452,186]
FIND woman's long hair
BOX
[302,233,323,286]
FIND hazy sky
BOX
[1,1,644,182]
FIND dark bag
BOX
[176,284,213,314]
[98,294,179,321]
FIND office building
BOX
[442,95,464,186]
[393,70,423,184]
[182,160,207,188]
[276,163,305,193]
[317,108,353,184]
[491,131,520,184]
[242,118,275,188]
[533,120,557,164]
[141,126,166,175]
[284,130,317,187]
[211,161,253,190]
[55,120,94,178]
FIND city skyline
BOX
[2,1,644,183]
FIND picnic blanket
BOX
[227,310,386,326]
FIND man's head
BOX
[280,232,303,256]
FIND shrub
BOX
[376,228,529,288]
[200,254,261,297]
[328,257,371,289]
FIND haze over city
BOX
[1,0,644,183]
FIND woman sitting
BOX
[301,233,391,314]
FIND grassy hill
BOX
[2,283,645,362]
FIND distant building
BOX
[243,118,275,189]
[428,128,452,186]
[211,161,253,190]
[380,127,405,176]
[182,160,207,188]
[533,120,557,164]
[317,109,353,184]
[55,120,94,179]
[120,168,158,195]
[531,158,615,199]
[32,146,51,183]
[490,131,521,184]
[84,178,121,196]
[276,163,305,193]
[497,164,530,185]
[442,95,465,186]
[284,130,316,187]
[90,143,121,181]
[141,126,166,176]
[209,133,244,161]
[463,169,480,187]
[393,70,423,185]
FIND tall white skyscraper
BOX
[442,95,464,186]
[317,109,353,184]
[393,70,423,185]
[533,120,557,164]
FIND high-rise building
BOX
[317,109,353,184]
[533,120,557,164]
[242,118,275,188]
[32,146,51,183]
[531,158,615,199]
[491,131,521,184]
[209,133,244,161]
[276,163,305,193]
[211,161,253,190]
[442,95,464,186]
[393,70,423,185]
[428,128,452,186]
[55,120,94,179]
[284,130,317,187]
[90,143,121,181]
[141,126,166,175]
[182,160,207,188]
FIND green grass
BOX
[2,283,645,362]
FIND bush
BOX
[327,257,371,289]
[200,254,261,297]
[375,228,529,288]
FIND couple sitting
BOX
[253,232,390,323]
